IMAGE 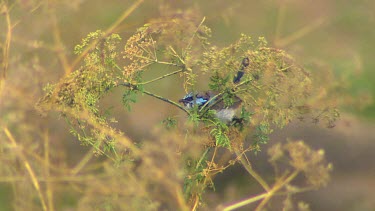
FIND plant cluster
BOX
[18,9,338,210]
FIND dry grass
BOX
[0,1,373,210]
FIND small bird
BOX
[179,57,249,123]
[179,91,242,123]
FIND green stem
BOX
[223,193,268,211]
[142,89,188,113]
[198,92,223,113]
[138,69,184,85]
[65,117,116,162]
[235,151,270,191]
[154,60,179,66]
[168,46,185,64]
[195,148,210,170]
[254,170,299,211]
[119,82,189,114]
[185,16,206,54]
[223,170,300,211]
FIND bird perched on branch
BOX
[179,57,249,123]
[179,91,242,123]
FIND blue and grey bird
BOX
[179,57,249,123]
[179,91,242,123]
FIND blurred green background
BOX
[1,0,374,210]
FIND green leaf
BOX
[122,90,138,111]
[240,106,253,123]
[209,121,230,147]
[162,117,177,129]
[253,122,272,151]
[209,72,230,91]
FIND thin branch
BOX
[47,1,70,74]
[105,0,144,35]
[138,44,155,60]
[138,68,184,85]
[43,130,54,211]
[59,107,142,156]
[70,147,95,175]
[119,82,189,114]
[1,3,12,92]
[68,0,144,74]
[235,151,270,191]
[155,60,179,66]
[191,194,200,211]
[4,128,48,211]
[0,174,111,183]
[275,17,327,48]
[75,119,117,162]
[12,1,43,28]
[175,186,189,211]
[195,148,210,170]
[234,79,261,90]
[190,147,216,211]
[129,53,155,63]
[223,192,268,211]
[210,146,218,167]
[274,3,287,42]
[199,92,223,113]
[255,170,299,211]
[185,16,206,55]
[143,89,189,113]
[168,46,185,65]
[150,35,157,59]
[198,78,258,115]
[222,170,300,211]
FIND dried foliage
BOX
[0,2,361,211]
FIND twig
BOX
[70,147,95,175]
[175,186,189,211]
[255,170,299,211]
[56,107,141,156]
[119,82,189,114]
[185,16,206,54]
[68,0,144,74]
[274,3,286,43]
[198,92,223,113]
[222,170,300,211]
[195,148,210,170]
[75,119,117,162]
[235,151,270,191]
[138,68,184,85]
[191,194,200,211]
[4,128,48,211]
[275,17,327,47]
[47,2,70,74]
[0,3,12,92]
[43,130,54,211]
[168,46,185,65]
[223,192,268,211]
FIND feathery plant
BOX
[37,11,338,210]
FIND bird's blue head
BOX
[178,92,210,109]
[178,91,242,123]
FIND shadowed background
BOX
[0,0,374,210]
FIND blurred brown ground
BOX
[1,0,374,210]
[204,114,375,210]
